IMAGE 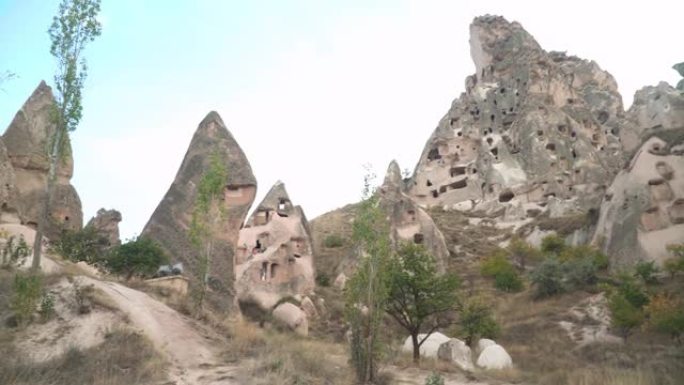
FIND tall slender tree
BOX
[32,0,102,270]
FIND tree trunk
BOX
[412,332,420,363]
[31,127,63,271]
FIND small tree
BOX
[644,293,684,344]
[530,258,565,299]
[188,151,228,315]
[507,236,541,271]
[50,226,109,265]
[345,171,391,383]
[608,292,644,338]
[480,250,523,292]
[32,0,102,271]
[455,298,500,346]
[634,260,659,285]
[11,273,43,327]
[540,234,566,256]
[106,237,168,280]
[385,243,460,363]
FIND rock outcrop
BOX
[272,301,309,336]
[401,332,451,358]
[379,161,448,271]
[437,338,474,371]
[408,16,624,222]
[142,111,256,314]
[1,81,82,238]
[85,208,122,247]
[593,83,684,266]
[476,343,513,370]
[0,139,21,224]
[235,181,314,311]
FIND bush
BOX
[51,227,109,265]
[664,244,684,278]
[530,258,565,299]
[11,273,43,326]
[507,236,541,271]
[563,257,599,289]
[323,234,345,248]
[1,235,30,268]
[559,244,609,270]
[106,237,168,280]
[425,372,445,385]
[608,292,644,337]
[644,293,684,343]
[541,234,566,256]
[39,291,56,321]
[315,273,330,287]
[634,260,659,285]
[481,250,523,292]
[456,299,500,346]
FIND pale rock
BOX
[401,332,451,358]
[476,344,513,370]
[272,302,308,336]
[300,296,318,319]
[437,338,474,371]
[334,272,347,290]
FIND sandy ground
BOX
[77,276,239,385]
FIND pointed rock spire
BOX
[142,111,256,315]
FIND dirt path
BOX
[78,276,238,385]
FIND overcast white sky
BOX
[0,0,681,240]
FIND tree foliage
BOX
[32,0,101,271]
[345,171,391,383]
[11,273,43,327]
[455,298,500,347]
[50,226,109,265]
[106,237,168,280]
[645,293,684,344]
[480,250,523,292]
[385,243,460,362]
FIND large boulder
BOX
[235,181,315,311]
[408,16,624,222]
[437,338,474,371]
[272,302,308,336]
[593,83,684,267]
[85,208,122,247]
[142,111,256,315]
[476,343,513,370]
[401,332,451,358]
[2,81,82,238]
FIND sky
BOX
[0,0,681,240]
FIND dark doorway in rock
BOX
[413,233,424,244]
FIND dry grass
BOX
[0,328,167,385]
[222,320,353,385]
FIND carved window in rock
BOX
[260,262,268,281]
[271,263,279,279]
[278,198,287,211]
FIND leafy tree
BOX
[11,273,43,327]
[614,273,650,309]
[645,293,684,344]
[106,237,168,280]
[634,260,659,285]
[530,258,565,299]
[455,298,500,346]
[480,250,523,292]
[345,171,391,383]
[188,151,228,315]
[608,291,644,338]
[31,0,102,271]
[385,243,460,363]
[563,257,599,289]
[50,226,109,265]
[507,236,541,271]
[540,234,566,256]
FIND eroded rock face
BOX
[2,81,82,238]
[235,181,314,311]
[85,208,122,247]
[0,139,21,224]
[380,161,448,272]
[593,84,684,266]
[408,16,624,221]
[142,111,256,314]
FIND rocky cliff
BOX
[142,111,257,314]
[1,81,82,239]
[408,16,625,223]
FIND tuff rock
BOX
[85,208,122,247]
[1,81,82,238]
[142,111,256,315]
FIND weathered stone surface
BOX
[142,111,256,315]
[0,139,21,224]
[235,181,315,311]
[408,16,624,222]
[437,338,474,371]
[475,338,497,356]
[593,83,684,267]
[476,344,512,370]
[379,161,448,271]
[401,332,451,358]
[333,272,347,290]
[1,81,82,238]
[300,296,318,319]
[272,302,308,336]
[85,208,122,247]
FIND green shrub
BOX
[455,299,500,346]
[507,236,541,271]
[494,269,524,292]
[530,258,565,299]
[664,244,684,278]
[39,291,56,321]
[541,234,566,256]
[425,372,445,385]
[315,273,330,287]
[563,257,598,289]
[481,250,523,292]
[645,293,684,343]
[51,227,110,265]
[608,292,644,337]
[11,273,43,326]
[106,237,168,280]
[1,235,31,268]
[634,260,659,285]
[614,273,650,309]
[323,234,345,248]
[559,244,609,270]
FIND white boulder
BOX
[437,338,474,371]
[401,332,450,358]
[272,302,308,336]
[475,338,496,356]
[476,344,512,370]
